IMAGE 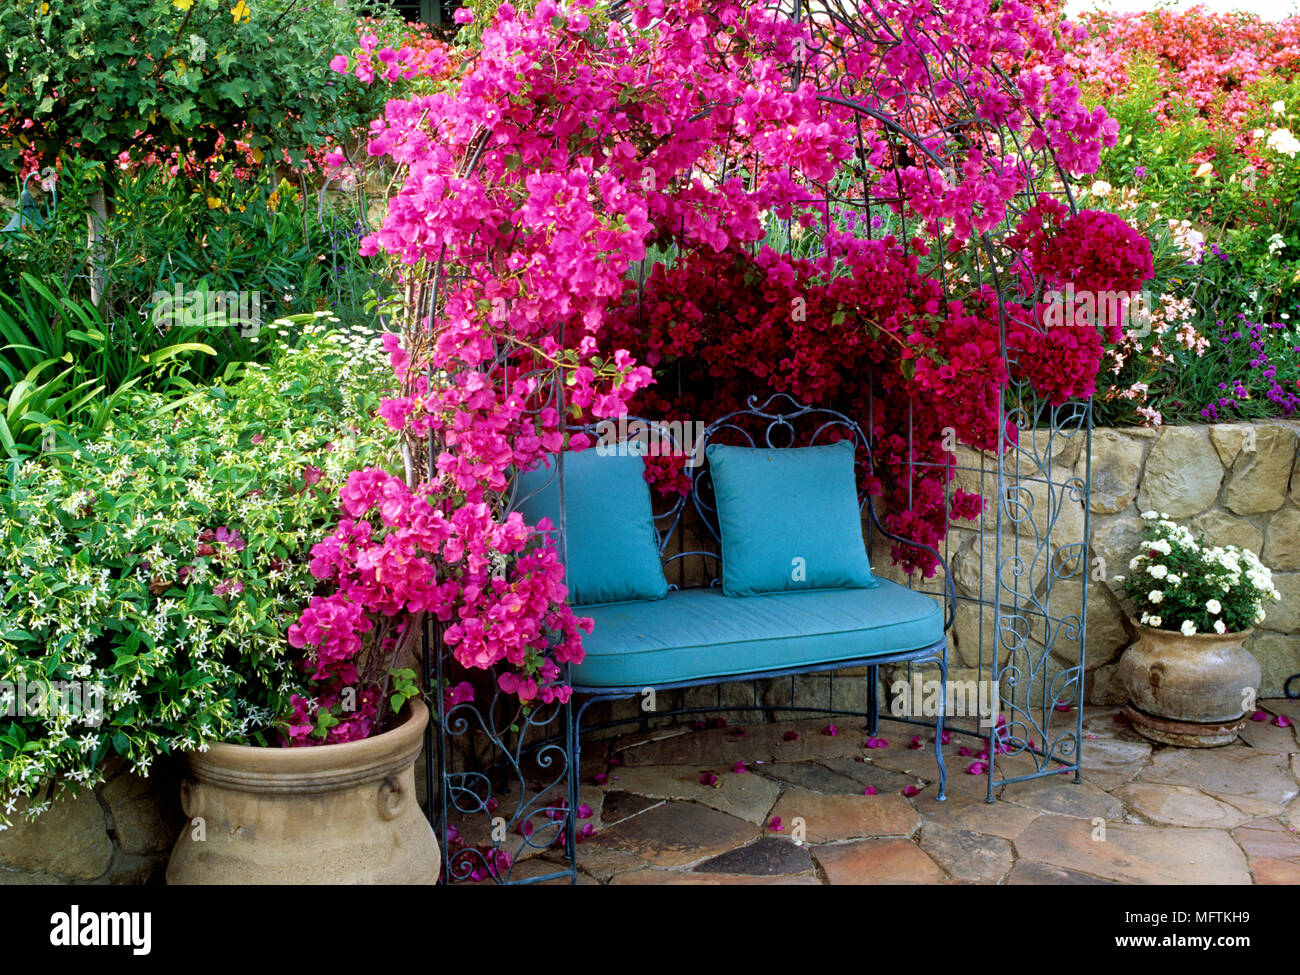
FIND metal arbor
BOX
[425,0,1092,882]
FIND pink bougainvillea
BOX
[290,0,1137,738]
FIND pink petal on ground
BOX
[958,746,973,757]
[593,772,608,785]
[863,786,878,795]
[940,731,952,744]
[824,723,839,737]
[902,785,921,797]
[731,761,748,774]
[730,728,748,738]
[699,772,719,786]
[1054,703,1072,712]
[1251,710,1269,722]
[768,817,784,832]
[966,761,987,775]
[783,730,799,742]
[909,736,923,750]
[577,804,593,819]
[1276,715,1294,728]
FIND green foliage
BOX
[0,272,219,473]
[1,158,385,337]
[0,0,389,176]
[0,325,396,819]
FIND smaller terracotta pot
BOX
[166,699,439,884]
[1116,620,1260,747]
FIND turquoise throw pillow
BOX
[706,440,876,597]
[516,450,669,607]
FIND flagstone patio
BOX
[461,699,1300,884]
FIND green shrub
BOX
[0,321,395,821]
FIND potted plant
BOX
[0,320,439,882]
[159,318,441,884]
[1114,511,1282,746]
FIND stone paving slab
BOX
[767,789,920,842]
[1137,747,1299,817]
[693,836,816,876]
[1236,717,1300,754]
[1116,783,1253,829]
[919,823,1014,883]
[813,838,947,884]
[579,800,758,868]
[1014,816,1253,885]
[1006,861,1116,885]
[596,764,782,824]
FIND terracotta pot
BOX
[1116,620,1260,747]
[166,699,439,884]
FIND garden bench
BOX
[515,394,957,839]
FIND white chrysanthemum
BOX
[1181,620,1197,636]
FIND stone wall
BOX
[0,759,182,884]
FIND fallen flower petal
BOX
[783,730,799,742]
[1251,710,1269,722]
[768,817,784,831]
[700,772,719,786]
[823,723,838,737]
[909,736,923,750]
[731,761,747,774]
[863,786,877,796]
[966,761,987,775]
[1276,715,1294,728]
[902,785,921,797]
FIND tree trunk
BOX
[86,184,109,307]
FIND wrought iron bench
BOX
[514,394,957,860]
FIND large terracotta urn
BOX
[1116,620,1260,747]
[166,699,439,884]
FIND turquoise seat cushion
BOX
[570,582,942,689]
[706,440,876,596]
[516,450,668,607]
